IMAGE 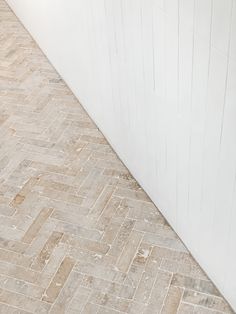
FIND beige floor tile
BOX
[42,257,75,303]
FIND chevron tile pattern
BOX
[0,1,234,313]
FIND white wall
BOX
[6,0,236,309]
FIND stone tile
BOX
[51,209,93,228]
[0,248,31,268]
[161,285,183,314]
[0,303,32,314]
[62,234,110,255]
[0,288,51,313]
[178,303,195,314]
[143,233,187,252]
[101,222,121,244]
[11,177,40,207]
[40,242,69,282]
[0,204,15,216]
[183,290,233,313]
[0,237,32,254]
[89,185,116,218]
[128,301,147,314]
[160,258,208,280]
[50,271,83,314]
[81,274,135,299]
[132,242,152,267]
[74,261,126,285]
[124,263,144,288]
[143,270,172,313]
[108,219,136,258]
[82,302,100,314]
[194,306,228,314]
[0,261,40,285]
[171,274,220,296]
[116,230,143,273]
[97,305,121,314]
[42,256,75,303]
[31,231,63,271]
[89,291,131,313]
[66,286,91,313]
[114,188,150,202]
[96,197,122,230]
[0,274,45,299]
[134,250,162,304]
[21,207,53,244]
[55,219,101,241]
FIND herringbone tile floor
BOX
[0,1,234,313]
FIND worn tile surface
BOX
[0,1,234,313]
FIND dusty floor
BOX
[0,1,234,313]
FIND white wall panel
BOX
[5,0,236,309]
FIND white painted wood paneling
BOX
[5,0,236,309]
